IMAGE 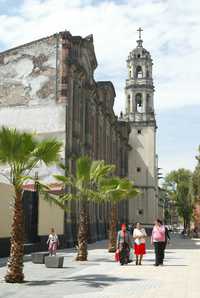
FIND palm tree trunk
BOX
[76,200,88,261]
[108,203,117,253]
[183,218,187,234]
[5,188,24,283]
[187,220,191,237]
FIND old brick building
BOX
[0,31,130,256]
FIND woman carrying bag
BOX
[116,224,132,265]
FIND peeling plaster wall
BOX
[0,36,58,106]
[0,36,66,143]
[0,36,66,181]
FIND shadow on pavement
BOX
[93,258,114,263]
[162,264,188,267]
[25,274,143,288]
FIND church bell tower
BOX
[124,28,159,225]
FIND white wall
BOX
[38,195,64,236]
[128,124,158,224]
[0,183,13,238]
[0,104,66,135]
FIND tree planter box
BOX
[32,252,49,264]
[45,256,64,268]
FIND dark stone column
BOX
[0,238,10,257]
[22,190,39,243]
[88,203,97,243]
[64,207,74,247]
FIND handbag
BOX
[129,248,134,261]
[115,249,120,262]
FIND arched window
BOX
[146,94,152,112]
[136,66,143,79]
[146,70,150,78]
[136,93,143,113]
[127,94,131,113]
[129,69,132,78]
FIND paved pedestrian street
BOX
[0,234,200,298]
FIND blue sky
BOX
[0,0,22,14]
[0,0,200,175]
[157,106,200,175]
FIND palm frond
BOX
[90,160,115,182]
[53,174,73,186]
[33,139,62,165]
[99,176,139,203]
[76,156,91,181]
[85,189,102,202]
[50,155,138,206]
[36,180,51,191]
[41,191,69,212]
[0,126,37,166]
[59,192,79,202]
[57,162,66,170]
[16,175,35,188]
[99,177,119,191]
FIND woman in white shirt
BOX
[133,222,147,265]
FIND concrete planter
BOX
[32,252,49,264]
[45,256,64,268]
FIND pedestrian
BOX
[47,228,59,256]
[151,219,165,266]
[133,222,147,265]
[164,225,171,250]
[116,224,132,265]
[127,224,133,235]
[161,224,170,262]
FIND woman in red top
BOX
[116,224,132,265]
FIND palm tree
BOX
[99,177,139,252]
[54,156,115,261]
[0,127,62,283]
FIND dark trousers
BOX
[154,242,165,265]
[119,243,130,265]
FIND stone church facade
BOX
[0,31,130,256]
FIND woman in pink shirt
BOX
[151,219,166,266]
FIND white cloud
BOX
[0,0,200,173]
[159,153,197,177]
[0,0,200,115]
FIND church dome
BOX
[127,28,152,62]
[127,42,151,62]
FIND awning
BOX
[22,182,64,193]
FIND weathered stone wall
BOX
[0,35,66,159]
[0,36,57,107]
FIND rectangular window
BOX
[61,89,66,96]
[138,209,144,216]
[61,76,68,84]
[137,129,142,134]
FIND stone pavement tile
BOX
[1,236,200,298]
